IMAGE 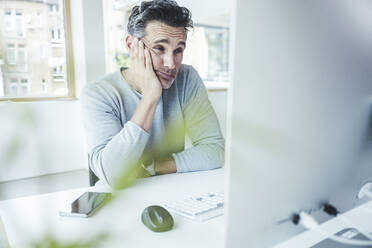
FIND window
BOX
[37,11,43,27]
[15,10,25,37]
[18,45,28,72]
[42,79,47,93]
[49,4,58,15]
[20,79,29,96]
[9,79,18,96]
[0,0,75,100]
[102,1,136,72]
[3,9,13,31]
[102,1,230,85]
[40,45,46,59]
[51,28,63,42]
[53,65,64,82]
[184,24,230,82]
[7,44,16,65]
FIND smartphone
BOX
[59,192,111,218]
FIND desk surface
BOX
[2,167,372,248]
[275,200,372,248]
[0,169,225,248]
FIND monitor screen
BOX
[226,0,372,247]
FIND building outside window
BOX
[0,0,74,100]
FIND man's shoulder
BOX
[177,64,197,78]
[81,71,126,106]
[175,64,203,88]
[83,71,122,92]
[82,72,120,95]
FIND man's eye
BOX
[174,48,184,54]
[154,46,165,52]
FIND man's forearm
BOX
[154,157,177,175]
[130,96,158,132]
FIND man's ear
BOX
[125,35,133,50]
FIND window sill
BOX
[205,81,230,92]
[0,96,78,102]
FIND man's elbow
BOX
[206,144,225,170]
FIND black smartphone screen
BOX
[69,192,111,216]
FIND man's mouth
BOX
[156,71,176,80]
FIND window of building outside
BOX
[102,0,230,86]
[20,78,29,95]
[9,78,18,96]
[17,44,27,72]
[0,0,74,100]
[15,10,24,37]
[3,9,13,31]
[41,78,47,93]
[6,44,16,65]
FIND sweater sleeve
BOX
[172,67,225,172]
[81,82,150,188]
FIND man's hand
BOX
[129,38,162,101]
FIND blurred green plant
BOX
[32,233,109,248]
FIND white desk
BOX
[2,167,372,248]
[0,169,225,248]
[275,200,372,248]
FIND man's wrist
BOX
[141,94,159,105]
[154,157,177,175]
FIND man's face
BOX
[141,21,187,89]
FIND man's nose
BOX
[163,53,176,70]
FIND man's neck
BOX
[121,68,142,94]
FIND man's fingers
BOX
[144,48,153,70]
[138,40,145,67]
[132,38,139,59]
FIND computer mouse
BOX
[141,205,174,232]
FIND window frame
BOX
[0,0,76,102]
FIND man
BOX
[81,0,224,189]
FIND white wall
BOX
[0,101,87,182]
[0,0,229,182]
[178,0,231,26]
[208,91,227,137]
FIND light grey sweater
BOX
[81,64,225,187]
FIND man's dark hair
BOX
[127,0,193,38]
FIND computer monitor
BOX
[225,0,372,247]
